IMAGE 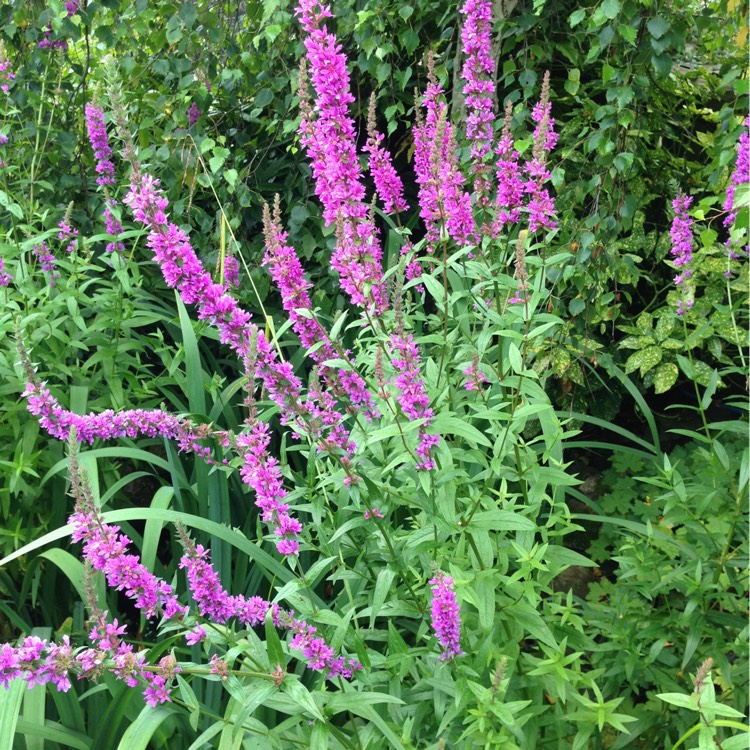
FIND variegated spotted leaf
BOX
[653,362,679,394]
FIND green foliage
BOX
[0,0,746,747]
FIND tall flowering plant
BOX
[0,0,678,747]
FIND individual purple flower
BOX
[463,354,488,390]
[185,625,206,646]
[187,102,201,127]
[429,571,463,661]
[58,219,78,254]
[670,193,694,316]
[85,103,116,187]
[364,93,408,214]
[296,1,387,313]
[0,258,11,287]
[460,0,495,202]
[0,47,14,94]
[223,255,239,287]
[103,199,125,254]
[143,657,180,707]
[32,242,59,286]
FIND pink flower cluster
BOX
[85,104,116,187]
[460,0,495,200]
[494,103,524,231]
[0,615,182,707]
[0,257,10,287]
[103,199,125,254]
[364,94,408,214]
[23,379,218,461]
[0,49,14,93]
[724,116,749,229]
[296,0,387,312]
[179,532,361,678]
[429,572,463,661]
[523,73,558,234]
[388,332,439,470]
[670,194,694,316]
[32,242,59,286]
[58,219,78,254]
[263,200,378,424]
[463,355,488,391]
[413,63,474,247]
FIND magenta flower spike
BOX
[494,101,524,232]
[296,0,388,313]
[460,0,496,203]
[388,331,439,470]
[364,94,408,214]
[670,193,694,316]
[723,116,749,229]
[523,72,558,234]
[429,571,463,661]
[263,199,379,422]
[413,61,474,247]
[85,104,116,187]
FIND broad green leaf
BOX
[116,706,173,750]
[14,719,90,750]
[653,363,678,394]
[657,692,696,710]
[647,16,670,39]
[0,680,24,750]
[569,9,586,26]
[370,568,396,627]
[430,413,492,448]
[624,346,662,376]
[601,0,621,19]
[281,679,325,722]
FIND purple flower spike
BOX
[460,0,495,203]
[364,94,408,214]
[429,571,463,661]
[85,104,116,187]
[670,193,694,316]
[296,0,387,313]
